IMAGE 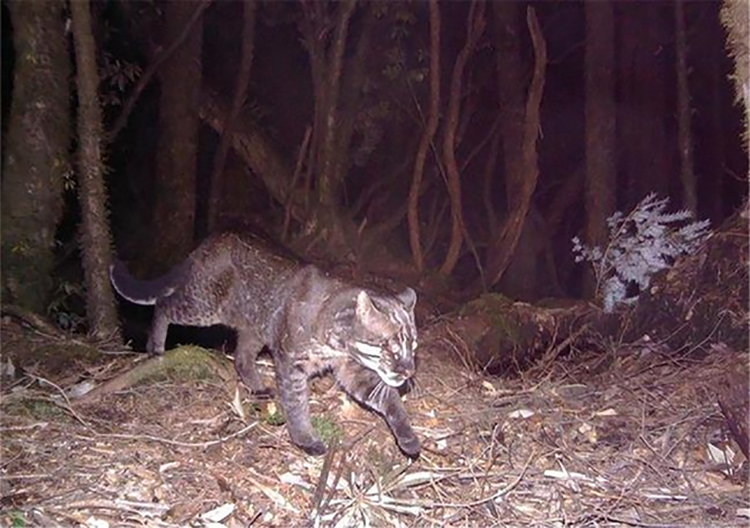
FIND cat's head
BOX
[350,288,418,387]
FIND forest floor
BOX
[1,314,748,528]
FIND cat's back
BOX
[192,232,297,279]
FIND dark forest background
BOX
[1,0,747,340]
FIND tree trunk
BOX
[207,0,257,234]
[70,0,122,341]
[1,0,70,314]
[618,3,669,204]
[675,0,697,213]
[297,0,379,255]
[439,1,485,277]
[304,0,356,220]
[149,0,204,270]
[408,0,441,273]
[492,0,525,197]
[583,0,616,298]
[485,8,547,289]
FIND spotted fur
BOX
[110,233,420,457]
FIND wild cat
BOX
[110,233,420,457]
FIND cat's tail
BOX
[109,259,184,305]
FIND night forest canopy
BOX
[1,0,748,343]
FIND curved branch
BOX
[439,0,486,277]
[486,7,547,288]
[408,0,441,273]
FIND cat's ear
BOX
[398,287,417,311]
[355,290,379,324]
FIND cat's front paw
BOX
[397,432,421,459]
[298,438,327,456]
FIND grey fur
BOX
[111,233,420,457]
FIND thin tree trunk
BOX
[492,0,526,206]
[675,0,697,213]
[207,0,257,233]
[486,7,546,289]
[315,0,356,211]
[297,0,363,252]
[482,133,501,240]
[149,0,203,270]
[70,0,121,341]
[440,1,486,277]
[408,0,441,273]
[583,0,616,298]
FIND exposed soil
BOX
[1,315,748,527]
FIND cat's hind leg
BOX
[235,330,274,398]
[146,307,170,354]
[338,361,420,458]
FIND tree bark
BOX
[492,1,525,205]
[439,1,486,277]
[583,0,616,298]
[618,3,669,203]
[149,0,204,270]
[309,0,356,212]
[408,0,441,273]
[70,0,122,340]
[297,1,381,255]
[486,8,546,289]
[1,0,70,314]
[207,0,257,233]
[675,0,697,214]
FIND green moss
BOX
[312,415,342,445]
[142,345,221,383]
[3,399,66,421]
[460,293,521,344]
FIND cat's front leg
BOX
[274,355,326,456]
[339,361,420,458]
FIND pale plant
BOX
[573,193,711,312]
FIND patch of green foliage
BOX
[3,399,66,421]
[264,405,286,426]
[2,511,27,527]
[143,345,221,384]
[312,415,342,445]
